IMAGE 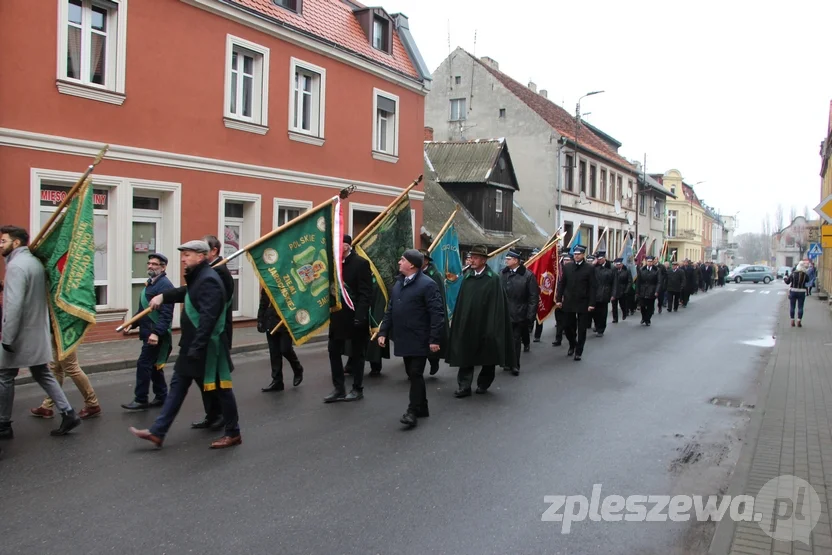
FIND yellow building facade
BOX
[819,105,832,293]
[662,169,705,262]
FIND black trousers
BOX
[553,309,566,343]
[266,331,303,385]
[404,356,428,412]
[626,289,636,314]
[533,320,543,340]
[611,297,627,322]
[510,321,525,369]
[458,365,496,391]
[641,297,656,323]
[329,337,366,392]
[564,312,591,354]
[681,290,691,306]
[521,320,531,348]
[667,291,681,311]
[592,303,609,334]
[428,356,440,372]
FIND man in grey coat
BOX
[0,226,81,439]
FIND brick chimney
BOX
[424,126,434,141]
[480,56,499,70]
[540,89,548,99]
[528,81,537,93]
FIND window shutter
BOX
[377,96,396,114]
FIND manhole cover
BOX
[710,397,755,410]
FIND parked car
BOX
[729,265,776,284]
[776,266,791,279]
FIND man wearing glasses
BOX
[121,253,174,411]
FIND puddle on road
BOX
[741,336,776,347]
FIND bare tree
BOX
[790,205,797,223]
[789,220,809,259]
[737,232,767,264]
[775,204,784,232]
[804,205,811,220]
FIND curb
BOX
[13,334,327,386]
[707,303,782,555]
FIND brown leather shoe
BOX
[78,405,101,420]
[210,435,242,449]
[129,427,163,448]
[30,407,54,419]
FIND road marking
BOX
[726,288,738,291]
[760,290,771,295]
[743,289,755,293]
[778,292,786,295]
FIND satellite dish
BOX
[614,199,622,215]
[579,191,587,203]
[626,213,634,226]
[626,188,633,199]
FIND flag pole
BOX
[488,236,525,259]
[31,144,109,249]
[526,228,564,266]
[618,231,631,259]
[351,175,423,247]
[596,226,610,253]
[427,205,460,253]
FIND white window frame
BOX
[372,88,399,163]
[668,210,678,238]
[30,168,182,324]
[218,191,261,319]
[450,98,466,121]
[273,197,313,229]
[288,57,326,146]
[495,189,503,214]
[349,202,386,236]
[56,0,128,105]
[223,35,270,135]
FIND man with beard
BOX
[418,249,448,375]
[500,250,538,376]
[0,226,81,439]
[447,245,513,396]
[637,256,663,326]
[555,246,596,361]
[665,260,686,312]
[610,257,632,323]
[131,240,241,449]
[592,251,614,337]
[324,235,373,403]
[121,253,174,411]
[551,254,572,346]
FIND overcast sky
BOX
[384,0,832,234]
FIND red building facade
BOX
[0,0,431,341]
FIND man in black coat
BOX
[592,251,614,337]
[637,256,663,326]
[551,255,572,346]
[500,250,539,376]
[682,259,697,307]
[657,261,669,314]
[378,250,444,428]
[665,260,686,312]
[610,257,632,323]
[555,245,596,361]
[419,249,448,375]
[258,289,304,392]
[131,240,241,449]
[325,235,373,403]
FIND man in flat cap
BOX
[500,250,538,375]
[131,240,241,449]
[610,257,632,323]
[378,249,444,428]
[555,245,596,361]
[325,234,373,403]
[419,248,448,375]
[121,253,174,411]
[447,245,514,396]
[637,255,663,326]
[592,251,614,337]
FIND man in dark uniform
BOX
[681,259,697,307]
[419,249,448,375]
[551,254,572,346]
[637,255,662,326]
[446,245,514,397]
[132,240,241,449]
[665,260,686,312]
[611,257,632,323]
[500,250,538,376]
[657,261,669,314]
[325,235,373,403]
[592,251,614,337]
[258,288,303,392]
[555,245,596,361]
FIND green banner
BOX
[246,201,341,345]
[33,180,98,360]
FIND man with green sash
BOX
[121,253,173,411]
[130,240,241,449]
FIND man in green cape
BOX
[446,245,514,397]
[419,249,448,375]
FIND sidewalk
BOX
[710,295,832,555]
[14,325,326,385]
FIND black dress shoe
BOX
[400,411,417,428]
[121,401,150,411]
[454,388,472,398]
[646,322,651,327]
[511,368,519,376]
[552,340,562,347]
[323,390,346,403]
[293,373,303,387]
[191,416,223,429]
[567,347,575,356]
[261,380,285,392]
[429,364,439,376]
[0,425,13,440]
[502,366,511,372]
[533,338,541,343]
[51,410,81,436]
[574,354,582,361]
[523,345,530,353]
[475,387,488,394]
[612,319,618,324]
[344,389,364,402]
[415,405,429,418]
[149,397,165,408]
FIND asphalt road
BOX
[0,281,786,555]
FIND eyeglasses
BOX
[0,239,13,245]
